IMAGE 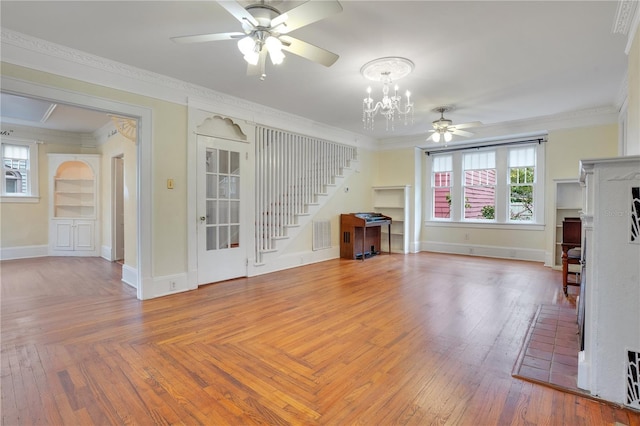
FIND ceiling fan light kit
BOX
[427,106,482,145]
[361,57,415,131]
[171,0,342,81]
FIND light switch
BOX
[167,179,174,189]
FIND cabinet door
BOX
[51,220,74,251]
[74,220,95,251]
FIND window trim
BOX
[425,141,545,226]
[1,139,40,203]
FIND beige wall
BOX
[372,148,415,187]
[2,63,188,278]
[0,56,627,277]
[283,148,375,255]
[0,141,98,248]
[366,125,618,261]
[544,124,618,259]
[547,125,618,181]
[99,132,138,267]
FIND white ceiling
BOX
[0,1,631,141]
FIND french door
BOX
[196,135,249,285]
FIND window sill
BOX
[425,220,544,231]
[1,196,40,204]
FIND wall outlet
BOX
[169,281,177,290]
[464,233,469,240]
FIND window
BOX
[427,141,544,226]
[508,147,535,221]
[463,151,496,220]
[432,155,452,218]
[1,141,39,201]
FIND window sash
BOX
[1,141,37,198]
[427,142,543,225]
[464,184,496,220]
[464,169,496,187]
[433,171,452,219]
[509,166,535,221]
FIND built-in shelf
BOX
[373,185,410,254]
[48,154,100,256]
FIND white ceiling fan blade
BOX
[272,0,343,34]
[451,129,474,137]
[171,32,244,44]
[452,121,482,130]
[217,1,259,27]
[280,35,339,67]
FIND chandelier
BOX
[361,57,414,131]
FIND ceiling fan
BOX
[427,106,482,143]
[171,0,343,80]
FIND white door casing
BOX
[196,135,250,285]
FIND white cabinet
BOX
[373,185,410,254]
[50,219,96,252]
[48,154,100,256]
[552,179,582,269]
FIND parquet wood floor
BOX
[2,254,639,425]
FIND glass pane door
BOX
[205,148,241,251]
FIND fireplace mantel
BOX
[578,156,640,409]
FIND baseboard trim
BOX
[421,241,545,262]
[249,247,340,277]
[151,272,189,298]
[0,245,48,261]
[101,245,112,261]
[121,264,138,289]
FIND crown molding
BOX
[613,1,638,34]
[0,29,373,148]
[613,0,640,54]
[376,105,619,151]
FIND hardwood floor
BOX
[2,254,639,425]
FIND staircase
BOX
[255,126,358,264]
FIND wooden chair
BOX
[561,217,581,296]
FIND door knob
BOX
[200,216,206,222]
